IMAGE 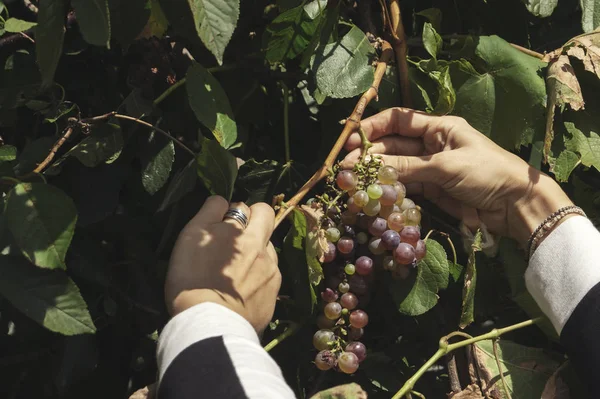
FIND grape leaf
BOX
[36,0,68,87]
[140,131,175,195]
[0,145,16,163]
[0,256,96,335]
[264,5,322,63]
[550,150,580,182]
[236,159,283,205]
[187,0,240,65]
[304,0,327,19]
[5,183,77,270]
[4,18,37,33]
[564,121,600,172]
[311,25,375,99]
[581,0,600,32]
[71,0,111,47]
[309,383,367,399]
[196,137,237,201]
[66,123,123,167]
[186,63,237,149]
[564,33,600,79]
[522,0,558,18]
[422,22,442,59]
[389,239,449,316]
[157,159,198,212]
[459,230,481,329]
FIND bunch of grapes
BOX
[311,162,426,374]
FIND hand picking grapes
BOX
[156,109,600,398]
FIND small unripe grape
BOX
[338,281,350,293]
[349,326,364,340]
[404,208,421,226]
[323,242,337,263]
[315,350,336,370]
[347,197,361,213]
[393,181,407,205]
[415,239,427,260]
[379,184,398,206]
[400,197,416,210]
[349,274,368,295]
[344,263,356,275]
[363,198,381,216]
[378,165,399,184]
[338,352,360,374]
[353,190,369,207]
[387,212,405,231]
[394,242,416,265]
[336,170,358,191]
[324,302,342,320]
[313,329,335,351]
[355,256,373,276]
[383,255,395,271]
[356,231,368,245]
[400,226,421,247]
[340,292,359,310]
[349,310,369,328]
[368,217,387,237]
[321,288,338,303]
[325,227,341,243]
[366,184,383,200]
[381,229,401,250]
[341,211,358,225]
[337,237,354,254]
[346,341,367,363]
[368,237,386,255]
[317,314,336,329]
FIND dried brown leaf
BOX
[567,33,600,79]
[450,384,485,399]
[541,366,571,399]
[301,204,328,262]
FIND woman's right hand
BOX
[342,108,573,246]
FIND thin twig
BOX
[30,127,74,174]
[19,32,35,43]
[509,43,544,60]
[264,322,301,352]
[389,0,412,107]
[493,339,512,399]
[410,391,425,399]
[273,41,394,228]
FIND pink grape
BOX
[400,226,420,246]
[317,314,336,329]
[337,237,354,254]
[415,239,427,260]
[315,350,336,370]
[340,292,359,310]
[393,181,406,204]
[347,197,361,213]
[346,341,367,362]
[349,327,364,340]
[321,288,338,303]
[355,256,373,276]
[313,329,335,351]
[368,217,387,237]
[349,310,369,328]
[378,165,399,184]
[349,274,368,295]
[387,212,405,232]
[381,230,401,250]
[394,242,416,265]
[324,302,342,320]
[379,185,398,206]
[336,170,358,191]
[338,352,360,374]
[353,190,369,207]
[323,242,336,263]
[368,237,386,255]
[363,198,381,216]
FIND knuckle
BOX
[252,202,276,221]
[205,195,228,208]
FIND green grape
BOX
[393,181,407,205]
[400,197,416,210]
[404,208,421,226]
[367,184,383,199]
[325,227,341,242]
[353,190,369,207]
[344,263,356,275]
[363,198,381,216]
[378,165,399,184]
[313,329,335,351]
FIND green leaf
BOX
[187,0,240,64]
[157,159,198,212]
[237,159,284,205]
[416,8,442,31]
[36,0,68,87]
[303,0,327,19]
[5,183,77,270]
[309,383,367,399]
[4,18,37,33]
[474,340,561,398]
[196,137,237,200]
[422,22,442,59]
[522,0,558,17]
[108,0,150,47]
[0,145,17,164]
[264,5,322,63]
[140,131,175,195]
[0,256,96,335]
[563,121,600,172]
[66,124,123,167]
[550,150,580,182]
[186,63,237,148]
[431,66,455,114]
[311,25,375,99]
[389,239,449,316]
[459,230,481,329]
[581,0,600,32]
[71,0,111,47]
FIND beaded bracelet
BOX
[526,205,587,260]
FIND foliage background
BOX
[0,0,599,397]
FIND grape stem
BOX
[358,126,373,162]
[409,390,425,399]
[391,317,543,399]
[273,41,394,229]
[493,338,513,399]
[389,0,412,107]
[264,322,301,352]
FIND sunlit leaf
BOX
[563,121,600,172]
[140,131,175,195]
[550,150,580,182]
[581,0,600,32]
[422,22,442,59]
[66,124,123,167]
[522,0,558,17]
[4,18,37,33]
[0,145,16,164]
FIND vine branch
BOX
[27,126,74,175]
[273,40,394,228]
[264,322,301,352]
[389,0,412,107]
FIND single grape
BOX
[338,281,350,293]
[356,231,368,245]
[315,350,336,371]
[355,256,373,276]
[347,197,361,213]
[367,217,387,237]
[340,292,359,310]
[379,185,398,206]
[338,352,360,374]
[337,237,355,254]
[394,242,416,265]
[404,208,421,226]
[378,165,399,184]
[363,198,381,216]
[349,310,369,328]
[393,181,407,205]
[321,288,338,303]
[366,184,383,200]
[338,224,356,238]
[368,237,386,255]
[313,329,335,351]
[415,239,427,260]
[336,170,358,191]
[344,263,356,275]
[341,211,358,226]
[324,302,342,320]
[317,314,336,329]
[400,197,416,211]
[387,212,405,232]
[349,327,364,340]
[349,274,368,295]
[381,229,401,250]
[383,255,395,271]
[346,341,367,363]
[323,242,336,263]
[325,227,341,243]
[400,226,421,246]
[353,190,370,207]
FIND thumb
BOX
[379,153,447,184]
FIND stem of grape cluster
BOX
[389,0,412,107]
[264,322,301,352]
[273,41,394,229]
[358,127,373,161]
[391,318,542,399]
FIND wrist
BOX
[169,289,242,318]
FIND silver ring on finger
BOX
[223,208,249,230]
